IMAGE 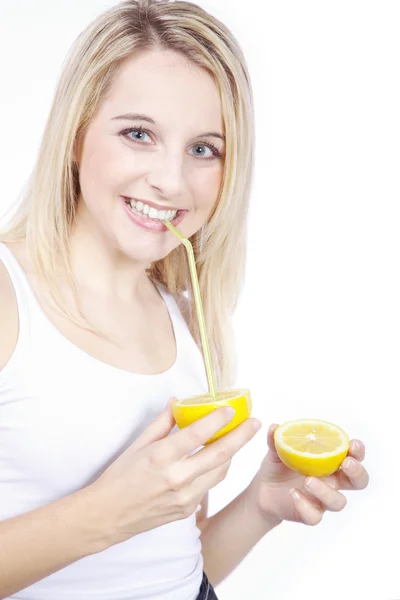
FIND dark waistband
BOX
[196,572,218,600]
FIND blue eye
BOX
[122,126,152,143]
[189,144,220,159]
[119,126,222,160]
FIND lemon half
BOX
[274,418,350,477]
[172,389,252,444]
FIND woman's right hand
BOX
[87,399,261,549]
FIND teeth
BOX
[148,207,158,219]
[128,199,178,221]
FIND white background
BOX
[1,1,399,599]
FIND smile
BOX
[121,196,186,232]
[126,198,178,222]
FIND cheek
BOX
[192,165,223,209]
[82,144,120,190]
[77,143,124,223]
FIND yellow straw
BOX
[164,220,217,399]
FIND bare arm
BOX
[0,487,105,599]
[198,482,280,587]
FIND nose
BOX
[145,150,186,200]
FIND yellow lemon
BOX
[274,419,350,477]
[172,389,252,444]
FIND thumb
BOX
[266,423,284,463]
[130,397,177,452]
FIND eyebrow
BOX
[111,113,226,142]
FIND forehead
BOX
[102,49,224,131]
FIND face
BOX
[74,49,225,264]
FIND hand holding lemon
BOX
[172,391,350,477]
[171,396,368,526]
[246,420,369,525]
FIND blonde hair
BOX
[0,0,255,389]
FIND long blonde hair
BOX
[0,0,255,389]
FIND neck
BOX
[67,212,151,303]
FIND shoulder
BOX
[0,243,21,372]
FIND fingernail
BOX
[225,407,235,419]
[305,477,319,491]
[345,458,357,472]
[290,488,301,501]
[252,419,262,432]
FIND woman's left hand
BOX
[248,424,369,527]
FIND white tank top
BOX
[0,242,209,600]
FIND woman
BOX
[0,1,369,599]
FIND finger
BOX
[189,458,232,497]
[304,477,347,512]
[161,406,241,461]
[290,488,324,526]
[348,439,366,462]
[266,423,283,463]
[341,457,369,490]
[130,398,176,452]
[186,417,262,478]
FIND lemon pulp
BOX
[274,419,350,477]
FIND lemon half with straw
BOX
[274,418,350,477]
[172,389,252,444]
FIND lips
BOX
[121,196,187,232]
